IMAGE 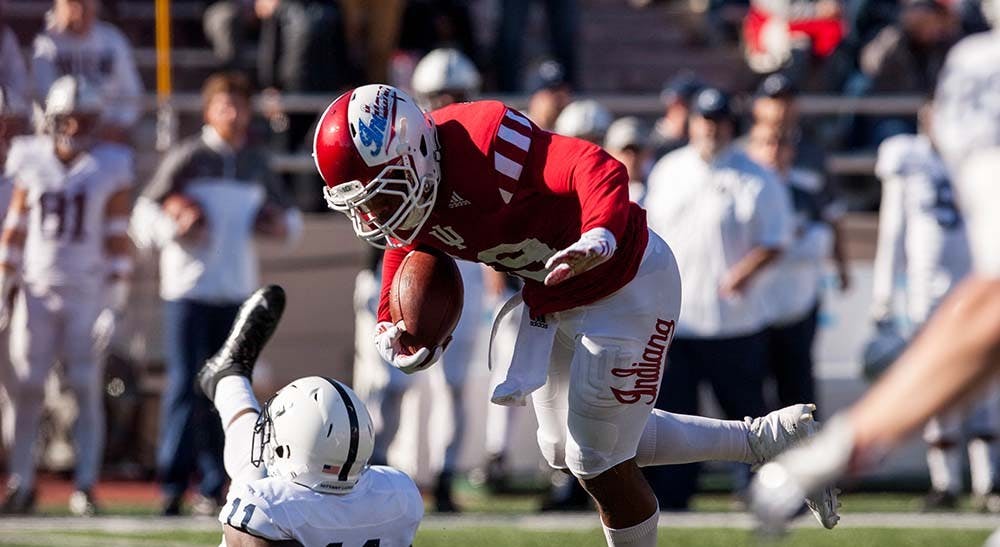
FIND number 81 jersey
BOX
[4,135,132,288]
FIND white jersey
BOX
[873,135,970,323]
[933,31,1000,277]
[4,136,132,289]
[219,466,423,547]
[645,145,792,338]
[32,21,143,128]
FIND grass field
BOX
[0,527,992,547]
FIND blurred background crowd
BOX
[0,0,996,522]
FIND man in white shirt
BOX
[643,87,793,510]
[133,72,302,516]
[31,0,143,142]
[198,286,423,547]
[872,101,998,511]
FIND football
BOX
[389,247,464,353]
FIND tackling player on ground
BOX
[313,84,839,545]
[197,285,423,547]
[749,10,1000,531]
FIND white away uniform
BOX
[3,135,132,492]
[32,21,143,129]
[219,466,423,547]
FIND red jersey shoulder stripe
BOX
[492,108,533,202]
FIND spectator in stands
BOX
[747,121,848,414]
[604,116,651,204]
[525,60,572,131]
[339,0,406,84]
[135,72,302,516]
[860,0,958,96]
[494,0,578,92]
[31,0,143,143]
[750,73,826,175]
[643,87,792,510]
[742,0,845,89]
[205,0,345,211]
[649,72,703,161]
[553,99,612,145]
[0,4,29,103]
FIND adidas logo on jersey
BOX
[448,192,471,208]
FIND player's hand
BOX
[544,227,617,286]
[0,272,17,331]
[750,415,854,531]
[374,321,448,374]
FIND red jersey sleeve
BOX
[377,247,408,323]
[544,140,632,241]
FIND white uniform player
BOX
[197,286,422,547]
[874,130,999,510]
[32,4,143,132]
[0,76,133,516]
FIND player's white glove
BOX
[94,279,130,352]
[544,227,617,287]
[750,414,855,531]
[0,272,17,331]
[373,320,448,374]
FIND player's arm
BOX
[372,246,444,373]
[870,160,906,323]
[0,185,28,327]
[222,525,303,547]
[544,147,631,286]
[103,187,134,310]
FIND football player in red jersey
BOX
[314,85,839,545]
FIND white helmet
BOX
[411,48,481,99]
[314,85,441,249]
[252,376,375,493]
[45,75,102,120]
[554,99,612,143]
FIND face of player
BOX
[689,115,733,160]
[204,91,251,147]
[54,0,98,35]
[52,112,99,162]
[747,123,794,173]
[609,146,649,182]
[425,92,464,111]
[528,87,572,131]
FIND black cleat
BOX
[196,285,286,400]
[434,471,462,513]
[1,485,36,515]
[921,489,959,512]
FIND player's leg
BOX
[967,382,1000,511]
[156,298,202,514]
[197,285,286,485]
[481,303,524,492]
[769,306,820,410]
[63,288,109,515]
[2,288,56,513]
[922,413,962,509]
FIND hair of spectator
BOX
[201,72,254,108]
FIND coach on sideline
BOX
[642,87,793,510]
[133,72,302,516]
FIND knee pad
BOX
[565,417,622,480]
[536,428,567,471]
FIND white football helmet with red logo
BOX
[314,85,441,249]
[252,376,375,493]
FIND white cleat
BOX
[746,404,841,529]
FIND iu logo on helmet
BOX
[357,115,387,157]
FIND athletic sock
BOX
[214,376,260,430]
[602,508,659,547]
[636,409,752,466]
[927,445,961,494]
[969,438,996,496]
